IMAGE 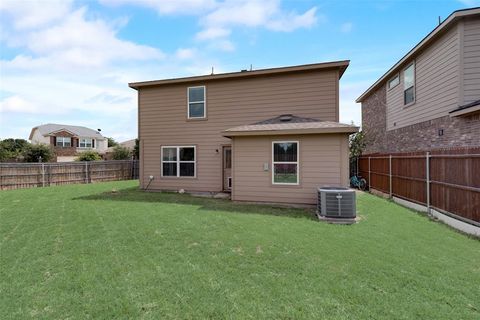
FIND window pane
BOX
[224,149,231,169]
[274,163,298,184]
[188,87,204,102]
[189,102,205,118]
[274,142,297,162]
[404,64,414,89]
[180,147,195,161]
[162,148,177,161]
[180,163,195,177]
[388,75,399,89]
[404,86,415,105]
[163,163,177,176]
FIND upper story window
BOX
[162,146,196,177]
[403,62,415,105]
[56,137,71,147]
[272,141,299,185]
[79,138,93,148]
[187,86,206,119]
[388,74,400,90]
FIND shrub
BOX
[76,151,102,161]
[23,144,53,162]
[112,145,131,160]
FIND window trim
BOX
[161,145,197,178]
[272,141,299,186]
[79,138,93,148]
[403,62,416,106]
[387,73,400,90]
[56,136,71,147]
[187,86,206,119]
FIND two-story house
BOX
[130,61,358,205]
[29,124,108,162]
[357,7,480,154]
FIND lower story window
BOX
[56,137,71,147]
[162,146,196,177]
[272,141,299,185]
[79,138,93,148]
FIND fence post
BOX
[426,152,430,215]
[389,154,392,198]
[368,157,371,190]
[41,163,45,187]
[85,162,89,184]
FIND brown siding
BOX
[463,16,480,104]
[232,134,349,205]
[386,25,460,130]
[139,70,340,192]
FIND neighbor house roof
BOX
[356,7,480,103]
[222,115,359,137]
[449,99,480,117]
[129,60,350,89]
[106,139,136,153]
[29,123,105,140]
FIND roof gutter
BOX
[129,60,350,90]
[222,126,359,138]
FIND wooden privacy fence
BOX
[0,160,139,190]
[358,149,480,225]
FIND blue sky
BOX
[0,0,478,140]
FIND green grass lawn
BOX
[1,181,479,319]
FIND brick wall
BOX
[362,85,480,153]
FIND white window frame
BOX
[79,138,93,148]
[187,86,206,119]
[388,73,400,90]
[403,62,416,106]
[56,136,71,147]
[272,141,299,185]
[161,146,196,178]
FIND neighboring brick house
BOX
[29,124,108,162]
[357,8,480,154]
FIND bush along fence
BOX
[358,148,480,227]
[0,160,139,190]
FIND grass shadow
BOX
[73,186,316,220]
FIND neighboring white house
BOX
[29,123,108,162]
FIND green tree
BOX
[107,137,118,147]
[0,138,30,161]
[112,145,131,160]
[23,144,53,162]
[76,151,102,161]
[349,131,367,158]
[133,139,139,159]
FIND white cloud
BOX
[175,48,197,60]
[0,96,42,114]
[195,27,231,40]
[99,0,217,15]
[340,22,353,33]
[0,0,72,29]
[2,7,164,70]
[103,0,320,51]
[266,7,319,32]
[201,0,318,32]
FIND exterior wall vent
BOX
[317,187,356,218]
[279,114,293,122]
